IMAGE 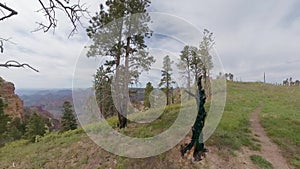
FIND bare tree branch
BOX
[0,60,39,72]
[184,89,198,100]
[0,37,16,53]
[1,1,89,36]
[0,40,3,53]
[34,0,89,37]
[0,39,38,72]
[0,1,89,72]
[0,3,18,21]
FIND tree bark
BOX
[187,58,191,100]
[119,17,132,128]
[115,18,124,128]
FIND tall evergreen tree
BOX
[5,117,24,141]
[60,101,77,132]
[177,45,204,86]
[94,66,116,118]
[177,46,192,89]
[25,113,46,142]
[190,46,203,83]
[144,82,153,108]
[86,0,155,128]
[177,29,215,96]
[159,55,174,105]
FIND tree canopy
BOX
[86,0,154,128]
[25,113,46,142]
[60,101,77,132]
[144,82,154,108]
[159,55,174,105]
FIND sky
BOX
[1,0,300,89]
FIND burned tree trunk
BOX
[181,75,208,161]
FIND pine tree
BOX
[190,46,203,83]
[159,55,174,105]
[5,117,24,141]
[144,82,153,108]
[94,66,116,118]
[177,46,192,89]
[60,101,77,132]
[25,113,46,142]
[86,0,155,128]
[177,29,215,96]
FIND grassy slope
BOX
[207,82,262,152]
[260,85,300,167]
[0,82,299,168]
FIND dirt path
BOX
[203,106,293,169]
[250,106,292,169]
[176,106,293,169]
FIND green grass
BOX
[213,82,300,168]
[259,85,300,168]
[0,82,299,168]
[250,155,273,169]
[80,156,89,164]
[121,103,183,137]
[207,82,263,152]
[0,128,85,168]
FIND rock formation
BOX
[0,77,24,119]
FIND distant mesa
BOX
[0,77,24,119]
[18,89,73,119]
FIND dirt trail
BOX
[177,135,258,169]
[250,106,292,169]
[177,106,293,169]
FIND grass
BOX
[250,155,273,169]
[0,128,85,168]
[0,82,299,168]
[214,82,300,168]
[259,85,300,168]
[121,103,183,137]
[207,82,263,152]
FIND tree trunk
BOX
[166,73,170,105]
[194,64,198,86]
[187,59,191,100]
[116,19,124,128]
[119,36,131,128]
[203,69,211,97]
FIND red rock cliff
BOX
[0,77,24,119]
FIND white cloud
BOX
[150,0,300,83]
[1,0,299,88]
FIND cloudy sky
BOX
[1,0,299,89]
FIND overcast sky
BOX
[1,0,299,89]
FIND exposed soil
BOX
[177,140,258,169]
[178,106,293,169]
[249,106,293,169]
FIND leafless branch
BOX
[0,7,5,16]
[0,37,16,53]
[0,40,3,53]
[34,0,89,37]
[0,37,14,42]
[184,89,198,100]
[0,3,18,21]
[0,60,39,72]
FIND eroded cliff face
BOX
[0,77,24,119]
